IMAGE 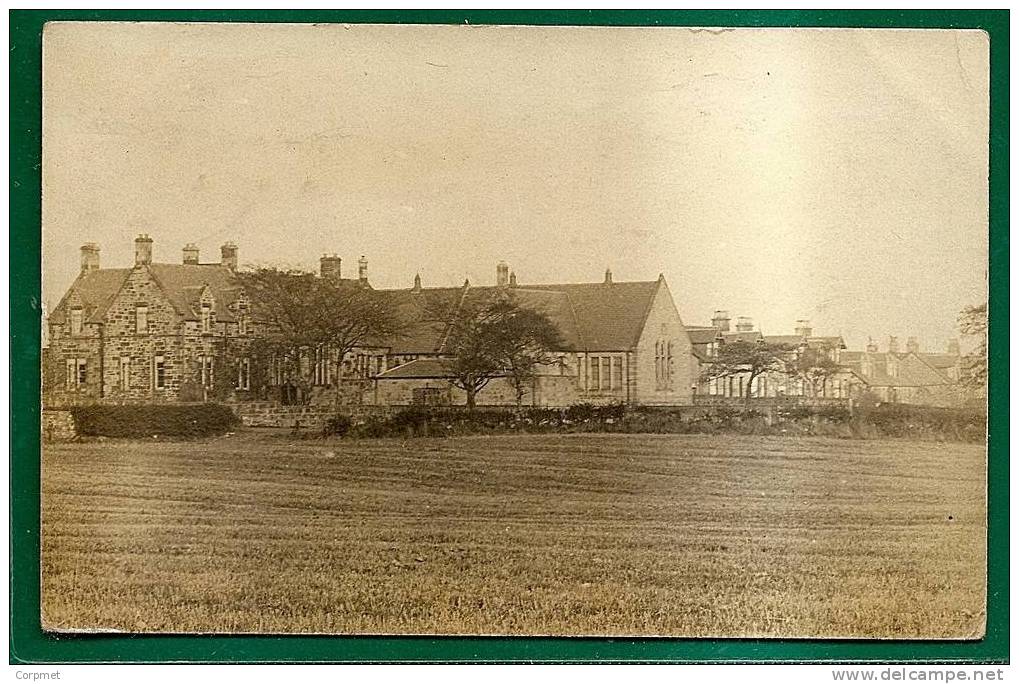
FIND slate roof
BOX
[378,279,664,354]
[686,326,720,345]
[50,268,132,324]
[839,351,951,388]
[51,263,242,325]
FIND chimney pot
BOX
[134,234,153,266]
[358,256,368,283]
[80,243,100,272]
[604,267,613,284]
[887,335,899,354]
[496,261,509,287]
[220,242,238,271]
[182,243,200,265]
[320,254,342,280]
[736,316,754,333]
[794,319,813,338]
[412,273,422,292]
[906,336,920,354]
[509,271,517,287]
[711,310,731,333]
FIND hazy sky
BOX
[42,23,988,351]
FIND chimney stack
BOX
[134,234,153,267]
[220,242,238,271]
[509,271,517,287]
[358,256,368,284]
[736,316,754,333]
[604,267,613,285]
[866,337,878,353]
[80,243,100,272]
[906,336,920,354]
[412,273,422,293]
[711,310,731,333]
[182,243,200,265]
[794,319,813,338]
[947,338,961,356]
[320,254,342,280]
[496,261,509,287]
[888,336,899,354]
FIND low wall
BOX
[230,402,396,429]
[42,409,77,441]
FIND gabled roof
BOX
[378,279,665,354]
[763,334,804,347]
[721,330,763,344]
[686,326,720,345]
[148,263,242,322]
[916,353,962,370]
[50,268,132,324]
[51,263,242,326]
[840,351,951,388]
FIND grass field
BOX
[41,432,986,637]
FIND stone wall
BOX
[230,402,397,429]
[42,409,77,441]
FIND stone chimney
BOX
[736,316,754,333]
[794,319,813,338]
[888,336,899,354]
[182,243,200,265]
[866,337,878,353]
[134,234,153,267]
[220,242,238,271]
[604,267,613,285]
[712,310,731,333]
[906,336,920,354]
[80,243,100,272]
[412,273,422,293]
[496,261,509,287]
[358,256,368,284]
[509,271,517,287]
[320,254,342,280]
[947,338,961,356]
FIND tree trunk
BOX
[465,386,477,411]
[744,372,755,410]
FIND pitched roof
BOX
[917,353,962,370]
[839,351,951,388]
[721,330,763,344]
[50,268,132,324]
[148,263,242,321]
[686,326,720,345]
[378,279,664,353]
[763,334,804,346]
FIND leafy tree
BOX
[427,290,563,410]
[787,344,842,397]
[238,267,404,404]
[699,340,793,408]
[958,302,987,388]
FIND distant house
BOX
[838,337,967,406]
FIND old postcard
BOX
[40,22,988,637]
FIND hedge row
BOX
[70,404,239,438]
[321,403,986,442]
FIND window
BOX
[153,355,166,390]
[119,357,131,391]
[589,356,600,389]
[238,315,247,336]
[65,358,86,389]
[655,340,673,390]
[601,357,610,390]
[135,305,148,334]
[201,304,212,333]
[70,308,83,335]
[613,357,623,390]
[237,358,251,391]
[200,355,214,388]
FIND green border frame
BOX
[10,9,1008,664]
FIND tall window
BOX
[201,304,212,333]
[613,357,623,390]
[200,355,214,388]
[135,305,148,334]
[70,308,83,335]
[119,356,131,391]
[589,356,600,389]
[153,355,166,390]
[237,358,251,391]
[238,314,248,336]
[601,357,610,390]
[65,358,86,389]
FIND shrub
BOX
[70,404,238,438]
[322,414,352,437]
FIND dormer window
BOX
[201,304,212,333]
[69,308,83,335]
[135,305,148,334]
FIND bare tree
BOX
[700,340,793,408]
[787,344,842,397]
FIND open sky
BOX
[42,23,988,351]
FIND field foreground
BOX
[42,433,986,637]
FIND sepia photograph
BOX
[39,21,989,639]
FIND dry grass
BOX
[41,432,986,637]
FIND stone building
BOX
[371,267,693,407]
[45,236,252,404]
